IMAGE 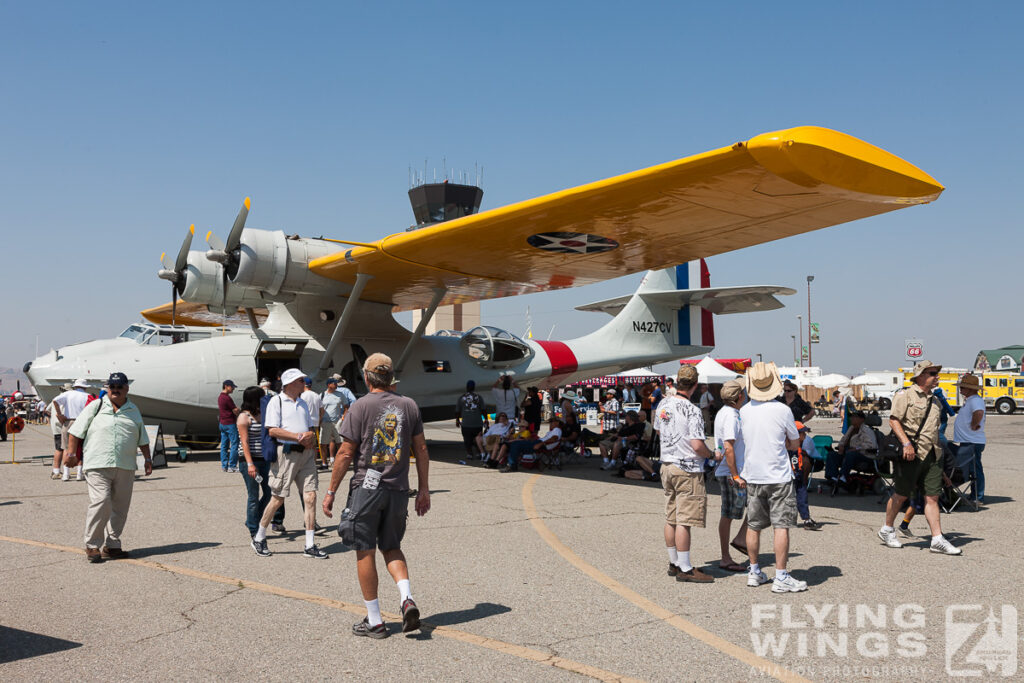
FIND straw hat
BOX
[745,361,783,401]
[958,374,981,392]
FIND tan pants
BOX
[84,467,135,549]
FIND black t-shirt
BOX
[561,422,581,442]
[617,422,646,440]
[777,395,812,422]
[523,395,543,425]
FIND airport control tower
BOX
[408,177,483,334]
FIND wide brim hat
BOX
[746,361,784,401]
[911,359,942,379]
[958,373,981,391]
[561,390,578,400]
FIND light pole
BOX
[791,335,796,366]
[807,275,814,367]
[797,314,803,367]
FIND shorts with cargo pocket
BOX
[661,464,707,528]
[337,486,409,551]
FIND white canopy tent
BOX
[851,373,889,386]
[809,373,852,388]
[695,356,742,384]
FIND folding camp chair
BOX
[941,442,979,512]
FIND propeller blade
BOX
[206,230,225,252]
[225,197,250,253]
[174,224,195,273]
[171,284,177,325]
[160,251,173,271]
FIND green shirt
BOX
[70,397,149,471]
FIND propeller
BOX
[204,197,251,314]
[157,224,195,325]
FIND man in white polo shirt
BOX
[250,368,327,559]
[737,362,807,593]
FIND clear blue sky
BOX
[3,2,1020,379]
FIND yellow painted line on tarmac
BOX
[0,535,642,683]
[521,475,810,683]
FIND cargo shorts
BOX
[661,464,707,528]
[893,449,943,498]
[746,481,797,531]
[337,486,409,551]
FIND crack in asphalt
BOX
[134,584,244,644]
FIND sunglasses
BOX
[925,371,940,377]
[108,384,128,390]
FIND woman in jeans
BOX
[237,386,272,538]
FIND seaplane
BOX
[25,126,943,443]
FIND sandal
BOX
[718,562,747,572]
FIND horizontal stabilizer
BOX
[575,286,797,316]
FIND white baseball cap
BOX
[280,368,307,386]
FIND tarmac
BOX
[1,414,1022,681]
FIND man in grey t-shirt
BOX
[324,353,431,639]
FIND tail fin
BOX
[584,259,717,348]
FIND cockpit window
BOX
[119,324,149,341]
[459,326,533,368]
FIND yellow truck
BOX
[901,369,1024,414]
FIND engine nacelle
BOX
[231,229,341,296]
[180,251,267,308]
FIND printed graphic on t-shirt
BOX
[370,406,404,467]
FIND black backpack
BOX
[259,393,281,463]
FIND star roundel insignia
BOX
[526,231,619,255]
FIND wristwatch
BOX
[325,490,336,497]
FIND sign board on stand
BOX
[136,424,167,471]
[905,339,924,362]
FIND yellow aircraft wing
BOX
[141,301,268,327]
[315,125,942,311]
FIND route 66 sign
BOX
[905,339,924,361]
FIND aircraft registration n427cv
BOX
[25,126,943,442]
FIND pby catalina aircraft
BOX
[26,126,942,442]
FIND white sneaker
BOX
[772,574,808,593]
[930,537,962,555]
[747,570,770,587]
[76,475,84,481]
[877,528,902,548]
[61,474,69,482]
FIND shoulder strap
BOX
[910,395,934,445]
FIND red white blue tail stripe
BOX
[675,259,714,347]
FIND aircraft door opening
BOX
[339,343,368,395]
[255,340,308,390]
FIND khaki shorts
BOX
[661,464,706,528]
[319,420,341,445]
[485,434,502,449]
[60,420,75,450]
[269,448,318,498]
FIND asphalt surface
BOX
[1,414,1022,681]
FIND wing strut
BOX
[244,307,260,332]
[395,287,447,376]
[317,273,374,378]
